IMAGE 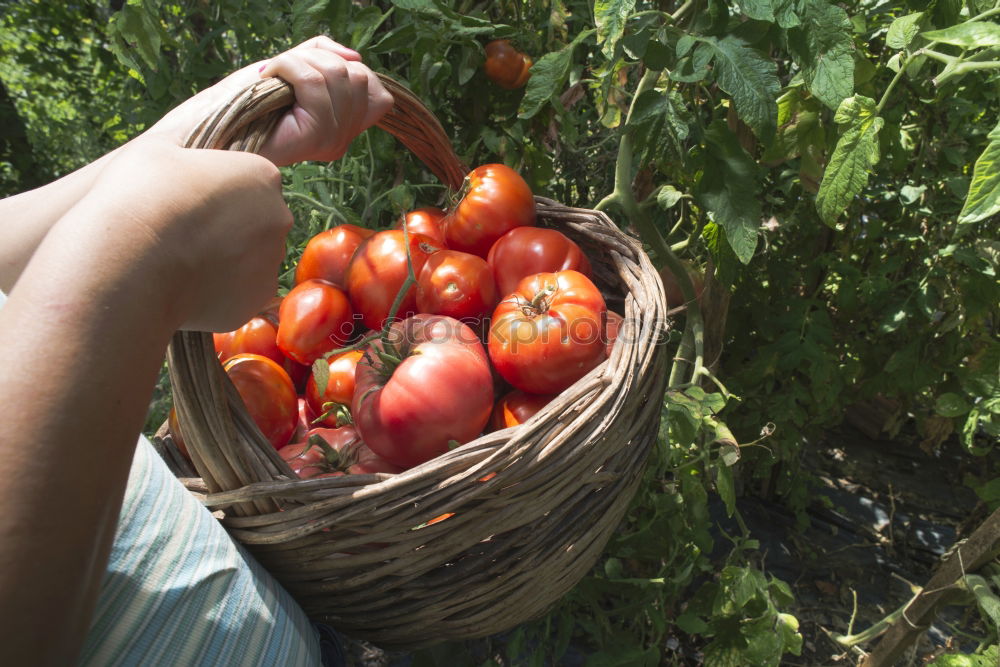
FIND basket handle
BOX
[168,71,469,517]
[182,73,468,190]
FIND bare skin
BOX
[0,37,392,666]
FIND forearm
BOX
[0,201,176,665]
[0,148,120,291]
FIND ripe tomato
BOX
[393,207,447,247]
[604,310,624,358]
[345,229,441,331]
[223,353,298,450]
[484,40,532,90]
[490,390,555,431]
[279,427,403,478]
[353,314,494,468]
[167,406,190,460]
[305,349,364,427]
[416,249,497,324]
[487,227,592,297]
[276,279,354,365]
[292,397,316,443]
[488,270,607,394]
[213,315,283,366]
[295,224,374,288]
[442,164,535,258]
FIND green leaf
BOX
[656,185,684,209]
[965,574,1000,628]
[519,30,593,119]
[697,35,780,143]
[959,119,1000,224]
[737,0,774,22]
[595,0,637,58]
[675,611,709,634]
[311,358,329,396]
[930,646,1000,667]
[923,21,1000,48]
[787,0,855,111]
[816,95,884,227]
[936,392,972,418]
[717,464,736,517]
[697,121,762,263]
[886,12,924,50]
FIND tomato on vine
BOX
[484,40,532,90]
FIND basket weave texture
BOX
[164,73,670,648]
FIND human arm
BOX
[0,35,392,292]
[0,141,294,666]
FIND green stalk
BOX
[610,67,706,387]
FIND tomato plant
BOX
[223,353,297,450]
[487,227,592,297]
[491,390,555,431]
[416,249,497,323]
[489,270,607,395]
[483,39,531,90]
[353,314,493,468]
[276,279,354,365]
[345,229,442,330]
[442,164,535,258]
[294,224,374,288]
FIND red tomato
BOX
[353,314,494,468]
[416,249,497,324]
[213,316,283,366]
[306,349,364,427]
[345,230,441,331]
[442,164,535,258]
[484,40,532,90]
[292,397,315,443]
[603,310,625,358]
[282,357,311,393]
[223,353,298,450]
[276,279,354,365]
[279,427,402,478]
[295,224,374,288]
[394,207,447,247]
[167,406,190,460]
[488,270,607,394]
[490,390,556,431]
[487,227,592,297]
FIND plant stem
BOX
[610,66,706,387]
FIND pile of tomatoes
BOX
[170,163,623,479]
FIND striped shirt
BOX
[0,290,320,666]
[78,437,321,666]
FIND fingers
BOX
[258,45,393,165]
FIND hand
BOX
[67,139,293,332]
[148,36,393,166]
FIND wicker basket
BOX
[162,73,669,649]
